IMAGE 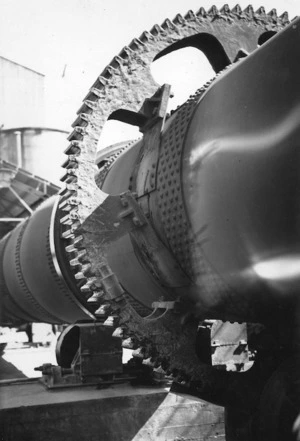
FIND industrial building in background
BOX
[0,55,67,240]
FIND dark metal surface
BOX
[182,19,300,323]
[38,323,123,388]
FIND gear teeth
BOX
[79,113,90,123]
[196,7,207,17]
[150,24,164,36]
[77,103,92,115]
[81,100,99,112]
[59,196,78,211]
[173,14,185,25]
[95,304,110,316]
[243,5,254,17]
[61,229,74,240]
[139,30,152,43]
[87,291,104,303]
[80,278,97,292]
[75,272,86,280]
[85,87,102,102]
[119,46,133,59]
[220,4,231,15]
[112,327,124,338]
[65,182,78,192]
[232,4,242,14]
[75,264,92,278]
[68,155,79,164]
[72,113,90,129]
[58,187,72,197]
[73,234,83,245]
[65,207,79,221]
[65,243,77,253]
[153,365,166,374]
[60,169,78,184]
[69,256,82,268]
[60,182,77,193]
[108,57,121,70]
[60,175,77,186]
[81,98,95,111]
[80,283,93,293]
[161,18,175,31]
[184,10,196,20]
[60,174,77,187]
[103,65,118,79]
[68,127,86,142]
[142,357,155,367]
[132,347,145,359]
[60,206,76,220]
[122,337,136,349]
[268,9,277,21]
[60,204,74,218]
[61,220,80,238]
[255,6,266,16]
[110,55,123,69]
[60,214,73,226]
[129,37,145,51]
[59,203,72,213]
[62,156,78,169]
[103,316,118,327]
[69,250,87,266]
[64,141,82,156]
[280,12,289,23]
[76,249,87,259]
[92,75,107,90]
[64,234,82,250]
[208,5,219,16]
[74,126,87,135]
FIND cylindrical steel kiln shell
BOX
[179,23,300,322]
[99,102,286,323]
[101,140,176,313]
[0,232,36,324]
[2,220,59,323]
[1,197,93,324]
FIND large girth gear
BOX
[58,5,291,383]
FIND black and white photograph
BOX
[0,0,300,439]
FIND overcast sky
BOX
[1,0,299,74]
[1,0,299,141]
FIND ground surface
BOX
[0,327,225,440]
